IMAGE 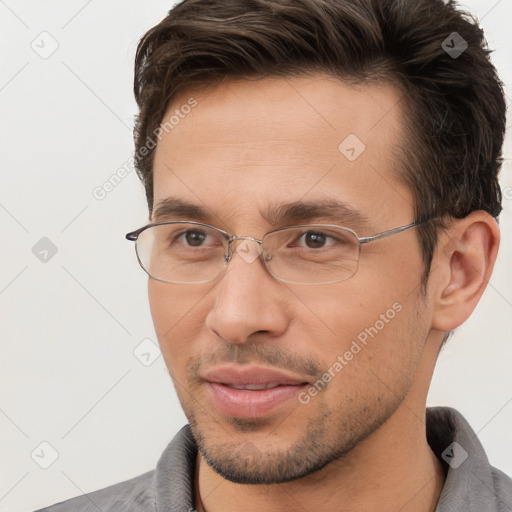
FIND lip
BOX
[203,366,309,418]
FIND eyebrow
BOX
[153,197,212,222]
[152,197,370,229]
[264,199,370,228]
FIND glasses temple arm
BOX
[358,221,425,245]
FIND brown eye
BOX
[184,230,207,246]
[303,232,327,248]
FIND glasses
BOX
[125,220,423,285]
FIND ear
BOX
[430,211,500,332]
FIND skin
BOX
[147,74,500,512]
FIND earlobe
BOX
[431,211,500,332]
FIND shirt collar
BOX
[427,407,502,511]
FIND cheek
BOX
[148,280,212,369]
[291,279,400,341]
[290,278,424,381]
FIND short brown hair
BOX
[133,0,506,275]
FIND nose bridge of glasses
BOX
[228,235,264,265]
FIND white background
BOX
[0,1,510,511]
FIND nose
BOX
[205,239,289,344]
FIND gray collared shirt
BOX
[33,407,512,511]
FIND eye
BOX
[181,229,208,247]
[296,231,335,249]
[171,227,226,250]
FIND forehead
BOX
[152,74,412,229]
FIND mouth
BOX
[222,383,286,390]
[203,366,310,418]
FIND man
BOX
[35,0,511,510]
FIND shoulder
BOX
[31,425,197,512]
[32,469,156,512]
[491,467,512,511]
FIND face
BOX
[148,74,431,484]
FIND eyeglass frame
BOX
[125,219,427,285]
